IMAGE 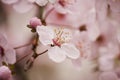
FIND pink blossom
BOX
[0,33,16,65]
[29,17,42,28]
[0,66,12,80]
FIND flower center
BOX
[0,46,4,57]
[53,28,71,46]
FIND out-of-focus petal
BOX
[61,43,80,59]
[72,57,81,68]
[13,0,34,13]
[98,56,114,71]
[1,0,18,4]
[99,71,118,80]
[4,46,16,64]
[48,0,57,4]
[54,3,71,14]
[0,33,7,47]
[48,46,66,62]
[36,25,54,45]
[35,0,48,6]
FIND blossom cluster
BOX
[0,0,120,80]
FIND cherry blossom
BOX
[36,25,80,62]
[0,66,12,80]
[0,33,16,65]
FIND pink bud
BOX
[0,66,12,80]
[29,17,42,28]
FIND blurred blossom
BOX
[98,56,115,71]
[99,71,118,80]
[1,0,35,13]
[72,31,92,59]
[0,33,16,65]
[0,66,12,80]
[1,0,18,4]
[53,0,76,14]
[35,0,57,6]
[44,0,96,28]
[36,25,80,62]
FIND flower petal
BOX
[36,25,54,45]
[98,56,114,71]
[99,71,118,80]
[13,0,34,13]
[0,33,7,47]
[54,3,71,14]
[1,0,18,4]
[61,43,80,59]
[35,0,48,6]
[48,46,66,63]
[5,47,16,64]
[48,0,56,4]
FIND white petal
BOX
[1,0,18,4]
[61,43,80,59]
[48,46,66,63]
[36,26,54,45]
[35,0,48,6]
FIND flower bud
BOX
[29,17,42,28]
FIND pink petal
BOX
[0,33,8,47]
[72,57,81,68]
[98,56,114,71]
[13,0,34,13]
[54,3,70,14]
[1,0,18,4]
[99,72,118,80]
[35,0,48,6]
[5,46,16,64]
